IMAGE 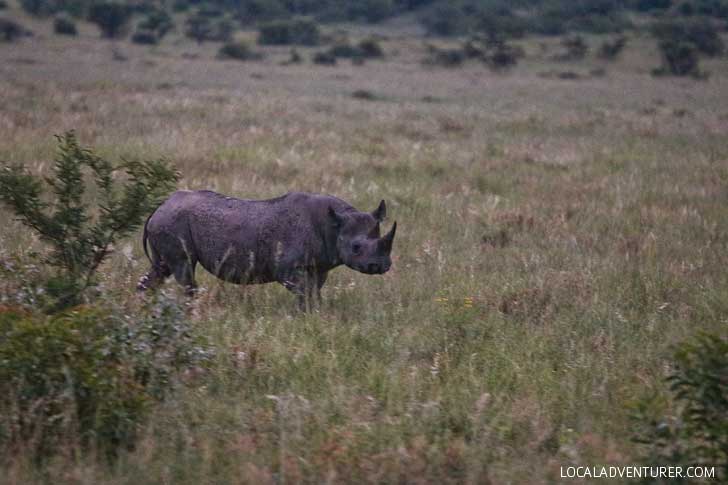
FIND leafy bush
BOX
[20,0,51,16]
[258,17,320,46]
[329,41,362,58]
[88,1,132,38]
[54,14,78,35]
[421,3,474,36]
[138,9,174,40]
[0,17,30,42]
[132,28,158,44]
[423,44,466,67]
[632,333,727,481]
[0,299,210,459]
[185,14,212,43]
[557,34,589,61]
[654,40,703,76]
[485,41,522,71]
[0,132,178,310]
[598,35,627,60]
[218,40,263,61]
[652,18,724,57]
[359,37,384,58]
[312,50,337,65]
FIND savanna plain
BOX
[1,13,728,484]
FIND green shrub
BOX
[258,17,320,46]
[329,41,362,58]
[185,14,212,43]
[654,40,702,77]
[312,50,337,65]
[598,35,627,60]
[138,9,174,40]
[423,44,466,67]
[88,1,132,38]
[632,333,727,481]
[652,18,724,57]
[0,132,178,310]
[218,40,263,61]
[485,42,522,71]
[557,34,589,61]
[54,14,78,35]
[0,299,210,459]
[358,37,384,58]
[0,17,29,42]
[20,0,51,16]
[421,3,474,37]
[132,28,158,44]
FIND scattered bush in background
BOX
[654,40,702,77]
[137,8,174,40]
[258,17,320,46]
[0,1,7,10]
[632,332,728,481]
[652,17,724,57]
[485,41,522,71]
[423,44,466,67]
[312,50,337,65]
[185,13,212,43]
[0,17,30,42]
[131,28,157,44]
[598,35,627,60]
[358,37,385,58]
[53,13,78,35]
[218,40,263,61]
[88,1,132,38]
[0,298,210,460]
[421,3,474,37]
[556,34,589,61]
[0,132,178,310]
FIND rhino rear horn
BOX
[328,206,343,228]
[380,221,397,252]
[372,200,386,222]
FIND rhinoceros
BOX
[137,190,397,308]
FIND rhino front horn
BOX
[380,221,397,252]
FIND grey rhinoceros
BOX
[137,190,397,308]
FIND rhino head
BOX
[329,200,397,275]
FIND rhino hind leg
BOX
[172,260,198,297]
[137,263,171,292]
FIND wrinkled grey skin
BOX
[137,190,397,309]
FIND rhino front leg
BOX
[279,267,324,311]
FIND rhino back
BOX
[149,190,348,282]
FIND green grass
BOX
[1,15,727,483]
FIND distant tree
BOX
[0,18,29,41]
[598,35,627,60]
[88,2,132,38]
[652,18,724,56]
[654,40,702,76]
[185,14,212,43]
[54,14,78,36]
[258,17,320,46]
[138,8,174,40]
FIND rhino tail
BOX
[142,212,153,264]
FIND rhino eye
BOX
[351,242,362,255]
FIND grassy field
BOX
[1,8,728,484]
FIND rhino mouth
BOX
[354,262,391,274]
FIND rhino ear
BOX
[328,206,343,228]
[372,200,386,222]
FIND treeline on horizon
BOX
[13,0,728,37]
